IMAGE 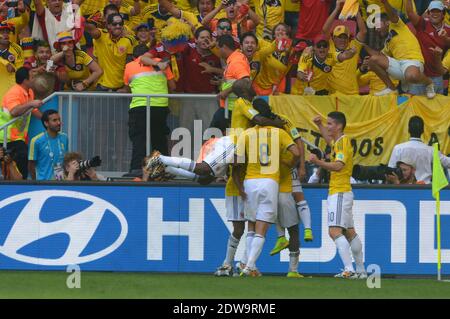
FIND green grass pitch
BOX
[1,271,450,299]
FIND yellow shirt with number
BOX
[292,49,337,94]
[249,39,276,81]
[328,39,362,95]
[278,114,301,193]
[254,0,285,38]
[329,135,353,195]
[236,126,295,183]
[382,18,424,63]
[93,30,134,89]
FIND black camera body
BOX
[352,164,403,182]
[78,156,102,172]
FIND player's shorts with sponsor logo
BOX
[226,195,246,221]
[203,136,235,177]
[278,192,300,228]
[244,178,278,223]
[291,168,303,192]
[327,191,354,229]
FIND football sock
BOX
[159,155,196,172]
[289,250,300,273]
[223,235,240,266]
[296,200,311,229]
[164,166,198,181]
[247,234,265,269]
[334,235,355,272]
[242,231,255,265]
[350,234,365,273]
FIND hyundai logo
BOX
[0,190,128,266]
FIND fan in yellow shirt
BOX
[362,0,435,98]
[86,13,134,90]
[322,1,367,95]
[254,0,285,40]
[109,0,142,29]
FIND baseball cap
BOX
[428,0,445,11]
[313,34,329,45]
[397,157,416,169]
[333,25,350,37]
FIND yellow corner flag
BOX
[432,143,449,281]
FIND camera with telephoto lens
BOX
[352,164,403,182]
[78,156,102,172]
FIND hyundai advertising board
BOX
[0,184,448,275]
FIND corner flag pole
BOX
[432,142,449,281]
[437,191,442,281]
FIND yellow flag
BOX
[432,143,449,199]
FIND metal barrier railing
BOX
[0,92,226,173]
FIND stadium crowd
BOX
[0,0,449,182]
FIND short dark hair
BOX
[41,109,59,129]
[103,3,119,16]
[133,44,149,58]
[252,98,276,119]
[218,34,236,50]
[408,116,424,138]
[33,40,50,52]
[107,13,123,25]
[194,26,212,39]
[217,18,232,26]
[328,111,346,130]
[240,32,258,45]
[15,67,30,84]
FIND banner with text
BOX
[269,94,450,166]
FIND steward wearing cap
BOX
[404,0,450,95]
[321,0,367,95]
[0,22,24,101]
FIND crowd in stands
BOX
[0,0,449,182]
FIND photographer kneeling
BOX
[0,147,23,180]
[63,152,104,181]
[385,158,424,185]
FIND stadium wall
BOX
[0,183,448,275]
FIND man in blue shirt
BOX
[28,109,68,180]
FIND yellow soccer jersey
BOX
[64,50,94,90]
[94,30,134,89]
[80,0,108,16]
[293,49,337,94]
[285,0,299,12]
[254,0,286,39]
[329,135,353,195]
[0,42,24,100]
[236,126,295,183]
[279,149,293,193]
[253,44,289,90]
[142,7,172,42]
[230,97,259,132]
[248,39,276,81]
[382,18,424,63]
[5,11,30,44]
[328,39,362,95]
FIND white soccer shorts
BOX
[387,57,424,81]
[290,168,303,193]
[225,195,246,222]
[203,136,235,177]
[278,192,300,228]
[244,178,278,224]
[327,192,354,229]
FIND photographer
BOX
[0,146,22,180]
[385,158,425,185]
[63,152,104,181]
